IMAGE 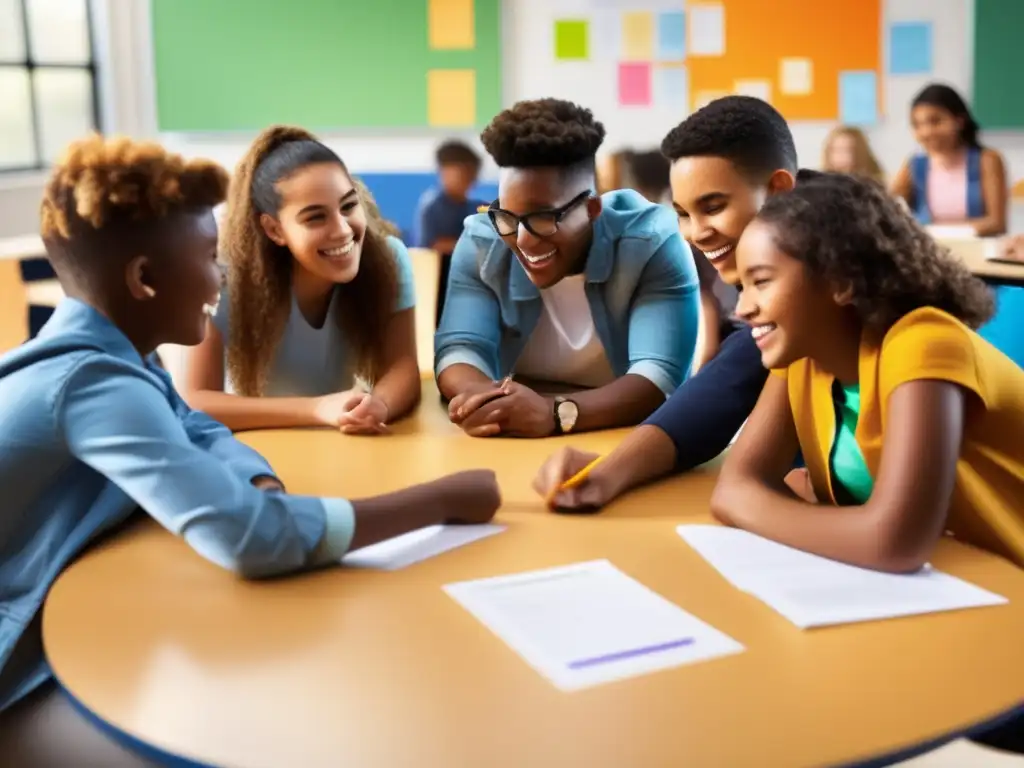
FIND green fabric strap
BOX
[829,382,874,505]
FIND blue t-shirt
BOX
[413,187,483,252]
[213,235,415,396]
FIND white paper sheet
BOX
[927,224,978,240]
[677,525,1007,629]
[342,524,505,571]
[688,4,725,56]
[444,560,743,691]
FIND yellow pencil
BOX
[547,456,604,504]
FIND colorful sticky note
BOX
[428,0,474,50]
[889,21,932,75]
[734,79,772,104]
[656,11,686,61]
[839,70,878,125]
[622,11,654,61]
[618,62,652,106]
[555,19,589,60]
[654,65,688,109]
[779,58,813,95]
[688,4,725,57]
[693,90,729,111]
[427,69,476,127]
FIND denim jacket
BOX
[0,299,355,712]
[434,189,700,396]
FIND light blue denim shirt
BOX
[434,189,700,396]
[0,299,355,713]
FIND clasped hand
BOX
[314,390,390,435]
[448,379,554,438]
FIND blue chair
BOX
[980,285,1024,369]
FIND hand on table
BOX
[457,381,555,438]
[998,235,1024,262]
[533,447,610,512]
[313,390,389,435]
[447,379,511,427]
[430,469,502,524]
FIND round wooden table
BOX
[43,384,1024,767]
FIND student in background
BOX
[821,126,885,183]
[596,149,630,195]
[891,83,1008,236]
[184,126,421,434]
[533,96,802,511]
[713,172,1023,571]
[623,149,672,204]
[414,140,485,326]
[0,135,501,766]
[436,98,699,438]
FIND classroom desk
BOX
[42,382,1024,768]
[940,237,1024,286]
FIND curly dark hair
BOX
[41,134,228,280]
[436,140,481,169]
[756,172,994,332]
[480,98,605,171]
[661,95,798,179]
[220,125,397,396]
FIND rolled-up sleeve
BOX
[58,356,355,578]
[433,228,502,379]
[625,235,700,396]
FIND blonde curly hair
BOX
[40,134,228,275]
[220,126,398,397]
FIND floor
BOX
[896,739,1024,766]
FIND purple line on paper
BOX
[567,637,695,669]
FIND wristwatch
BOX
[553,396,579,435]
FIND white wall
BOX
[1,0,1022,239]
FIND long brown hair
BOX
[220,126,397,396]
[821,126,885,184]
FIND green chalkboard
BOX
[973,0,1024,128]
[151,0,502,131]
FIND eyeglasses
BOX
[487,191,592,237]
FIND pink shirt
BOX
[926,154,969,222]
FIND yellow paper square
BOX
[429,0,475,50]
[427,69,476,127]
[779,57,813,95]
[693,89,729,111]
[734,78,772,104]
[622,11,654,61]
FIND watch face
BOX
[557,399,579,428]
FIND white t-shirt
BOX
[514,274,616,389]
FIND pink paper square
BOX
[618,62,652,106]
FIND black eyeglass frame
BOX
[487,190,593,238]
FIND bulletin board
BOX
[972,0,1024,129]
[150,0,502,132]
[549,0,882,124]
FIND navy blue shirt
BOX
[643,322,768,471]
[413,188,484,252]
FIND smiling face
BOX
[669,156,793,286]
[911,103,964,154]
[260,161,367,286]
[734,219,851,370]
[126,209,223,347]
[494,166,601,289]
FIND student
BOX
[821,126,885,183]
[890,83,1008,236]
[534,96,798,509]
[414,140,486,326]
[623,149,672,204]
[0,135,500,766]
[184,126,421,434]
[712,171,1023,570]
[435,98,700,438]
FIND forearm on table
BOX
[968,216,1007,237]
[372,359,422,422]
[567,374,666,432]
[712,478,925,573]
[186,390,321,432]
[436,363,493,399]
[348,483,450,551]
[591,425,678,499]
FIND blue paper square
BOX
[655,66,689,109]
[889,22,932,75]
[839,71,878,126]
[656,11,686,61]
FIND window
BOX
[0,0,99,172]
